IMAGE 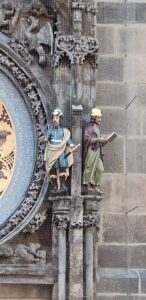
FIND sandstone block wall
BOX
[95,0,146,298]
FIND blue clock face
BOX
[0,71,35,225]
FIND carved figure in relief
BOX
[0,243,46,264]
[0,3,14,29]
[13,243,46,263]
[83,108,107,196]
[0,3,20,33]
[42,108,76,194]
[24,16,53,65]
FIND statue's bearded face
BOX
[52,115,60,126]
[95,115,102,125]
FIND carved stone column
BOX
[69,196,83,300]
[84,196,100,300]
[69,106,83,300]
[52,197,70,300]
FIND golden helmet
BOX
[91,107,102,117]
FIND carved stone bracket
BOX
[0,43,48,244]
[54,35,99,66]
[53,215,69,230]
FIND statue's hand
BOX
[100,137,108,145]
[70,144,80,152]
[70,144,76,150]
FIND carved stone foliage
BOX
[70,221,83,229]
[9,38,33,65]
[0,44,48,245]
[53,215,69,229]
[22,210,48,233]
[0,242,46,264]
[54,35,99,66]
[0,0,54,66]
[83,214,97,228]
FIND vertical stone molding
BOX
[53,214,69,300]
[84,196,100,300]
[71,105,83,195]
[52,196,70,300]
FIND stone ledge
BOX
[0,263,54,284]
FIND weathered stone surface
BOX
[100,174,127,214]
[99,245,146,268]
[126,109,141,135]
[129,246,146,268]
[117,26,146,54]
[96,82,127,107]
[126,174,146,213]
[126,139,146,173]
[142,110,146,135]
[124,58,146,83]
[99,174,114,214]
[103,137,125,173]
[102,214,146,243]
[127,84,146,108]
[96,3,126,24]
[101,108,126,134]
[96,3,146,24]
[0,284,52,298]
[96,26,115,54]
[141,271,146,293]
[98,245,127,268]
[97,57,124,82]
[82,84,95,110]
[96,297,146,300]
[102,214,127,243]
[96,270,138,293]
